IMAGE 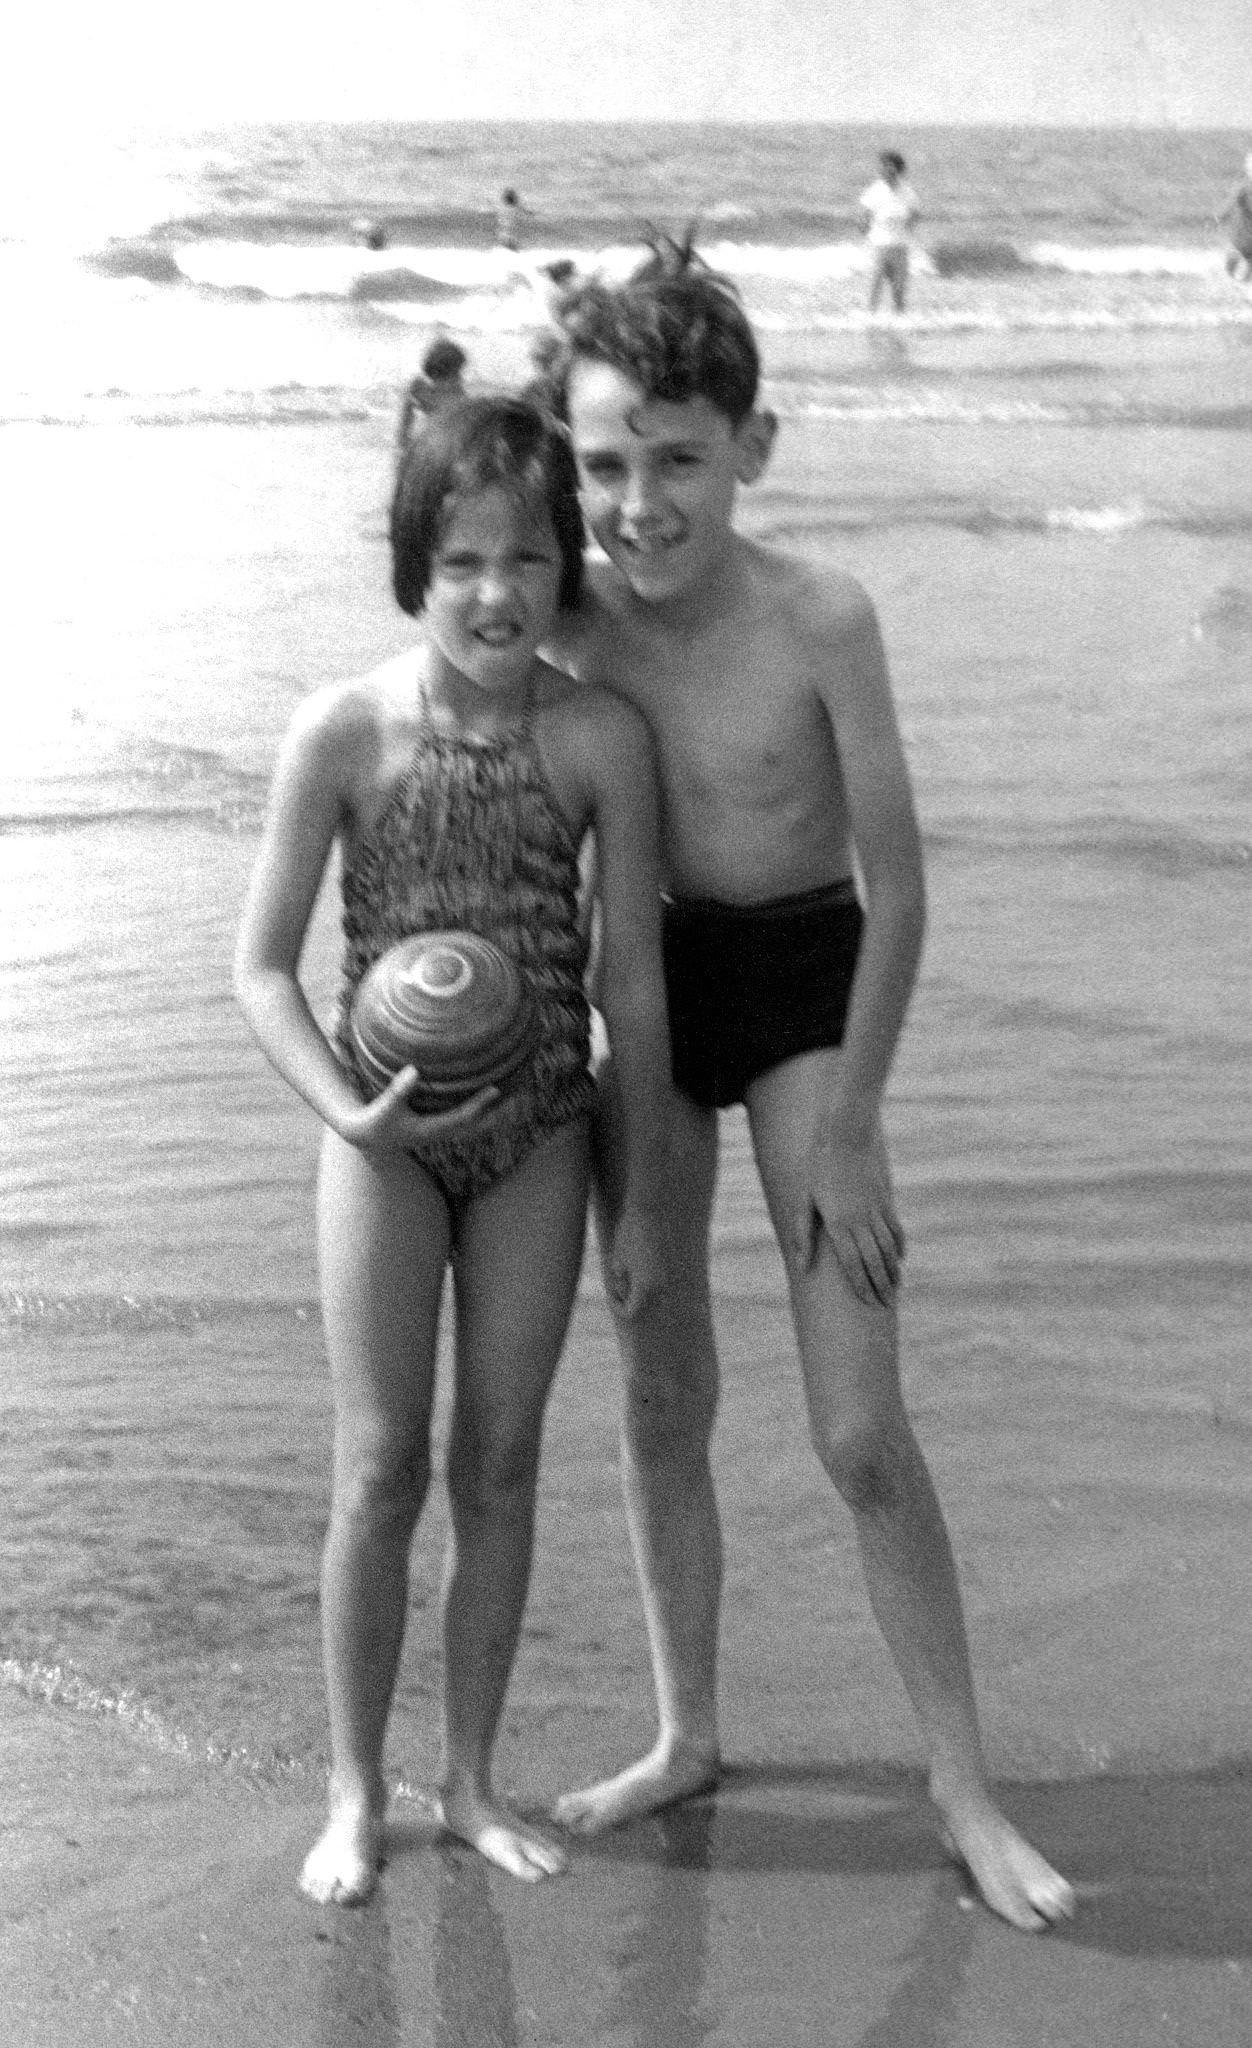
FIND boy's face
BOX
[564,361,773,607]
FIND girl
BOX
[234,397,671,1902]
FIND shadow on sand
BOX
[310,1761,1252,2047]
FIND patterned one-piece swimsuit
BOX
[335,695,595,1207]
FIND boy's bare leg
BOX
[555,1069,723,1833]
[305,1135,450,1905]
[439,1128,589,1880]
[748,1051,1076,1932]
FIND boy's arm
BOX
[804,585,927,1303]
[580,696,673,1315]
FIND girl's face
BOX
[423,485,562,696]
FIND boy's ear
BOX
[735,408,778,483]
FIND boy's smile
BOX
[564,362,773,608]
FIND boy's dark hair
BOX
[880,150,907,176]
[390,395,584,617]
[550,229,760,426]
[419,336,468,382]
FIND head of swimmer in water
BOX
[390,395,585,618]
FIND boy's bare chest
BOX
[617,623,830,797]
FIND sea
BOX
[2,118,1251,1956]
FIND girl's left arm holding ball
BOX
[234,682,492,1150]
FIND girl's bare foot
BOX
[934,1780,1075,1932]
[440,1777,567,1882]
[299,1777,386,1907]
[553,1735,720,1835]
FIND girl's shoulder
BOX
[281,655,422,813]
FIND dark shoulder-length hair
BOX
[390,394,584,616]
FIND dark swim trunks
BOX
[662,877,864,1110]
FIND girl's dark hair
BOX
[390,395,584,616]
[880,150,907,175]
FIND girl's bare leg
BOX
[302,1132,450,1906]
[438,1124,589,1880]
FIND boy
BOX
[859,150,921,315]
[543,239,1075,1934]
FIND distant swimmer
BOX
[1215,151,1252,283]
[495,187,532,252]
[396,336,469,447]
[858,150,922,315]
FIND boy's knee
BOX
[812,1413,911,1518]
[624,1362,717,1466]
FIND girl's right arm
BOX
[234,690,388,1136]
[234,690,490,1149]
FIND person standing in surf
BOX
[1215,151,1252,282]
[858,150,922,315]
[235,395,672,1904]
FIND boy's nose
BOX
[620,468,660,523]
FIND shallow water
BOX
[3,121,1251,1812]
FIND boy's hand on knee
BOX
[795,1140,905,1307]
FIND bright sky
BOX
[5,0,1250,127]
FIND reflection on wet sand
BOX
[601,1803,717,2047]
[305,1763,1252,2046]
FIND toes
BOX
[553,1801,597,1837]
[1033,1876,1077,1925]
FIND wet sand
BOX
[4,1288,1251,2047]
[4,1690,1251,2047]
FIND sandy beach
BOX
[5,1285,1252,2046]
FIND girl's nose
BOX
[476,562,516,605]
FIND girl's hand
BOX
[338,1066,499,1152]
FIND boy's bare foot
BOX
[440,1779,567,1882]
[300,1779,386,1906]
[933,1782,1075,1932]
[553,1736,720,1835]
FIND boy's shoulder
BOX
[560,545,875,652]
[737,540,882,659]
